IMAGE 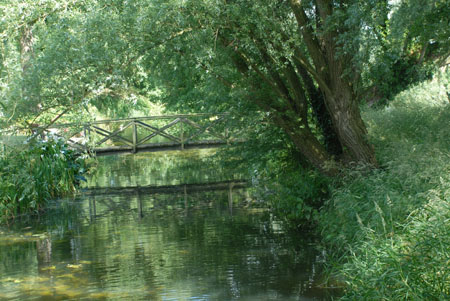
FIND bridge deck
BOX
[93,139,228,156]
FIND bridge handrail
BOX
[39,113,230,129]
[1,113,239,155]
[0,113,229,133]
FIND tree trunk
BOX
[324,82,377,166]
[271,114,338,176]
[290,0,378,167]
[289,129,339,175]
[296,65,343,157]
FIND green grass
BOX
[319,71,450,299]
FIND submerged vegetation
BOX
[0,138,87,222]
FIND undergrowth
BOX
[319,71,450,299]
[213,112,331,228]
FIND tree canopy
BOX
[1,0,448,175]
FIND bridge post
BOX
[180,121,184,150]
[132,120,138,153]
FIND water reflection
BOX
[0,199,330,300]
[0,151,335,300]
[85,149,241,188]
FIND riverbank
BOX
[319,73,450,299]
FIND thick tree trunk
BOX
[290,0,378,167]
[271,114,338,176]
[288,129,338,175]
[296,65,343,157]
[224,37,339,174]
[324,82,377,166]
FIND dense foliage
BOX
[0,138,87,222]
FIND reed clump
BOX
[0,138,87,222]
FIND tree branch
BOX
[251,38,292,101]
[292,49,332,96]
[28,106,73,140]
[289,0,327,74]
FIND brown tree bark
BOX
[324,79,377,165]
[223,38,339,175]
[273,114,339,175]
[289,0,378,167]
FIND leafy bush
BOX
[0,137,87,221]
[319,72,450,299]
[368,52,434,104]
[257,166,329,228]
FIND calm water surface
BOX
[0,150,335,300]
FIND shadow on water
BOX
[0,150,339,300]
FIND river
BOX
[0,150,336,300]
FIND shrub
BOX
[258,166,329,227]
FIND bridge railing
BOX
[31,113,239,154]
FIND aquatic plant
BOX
[0,137,87,221]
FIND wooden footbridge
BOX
[33,113,241,155]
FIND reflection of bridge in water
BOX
[39,113,242,156]
[84,180,248,219]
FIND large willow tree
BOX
[141,0,448,174]
[140,0,383,174]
